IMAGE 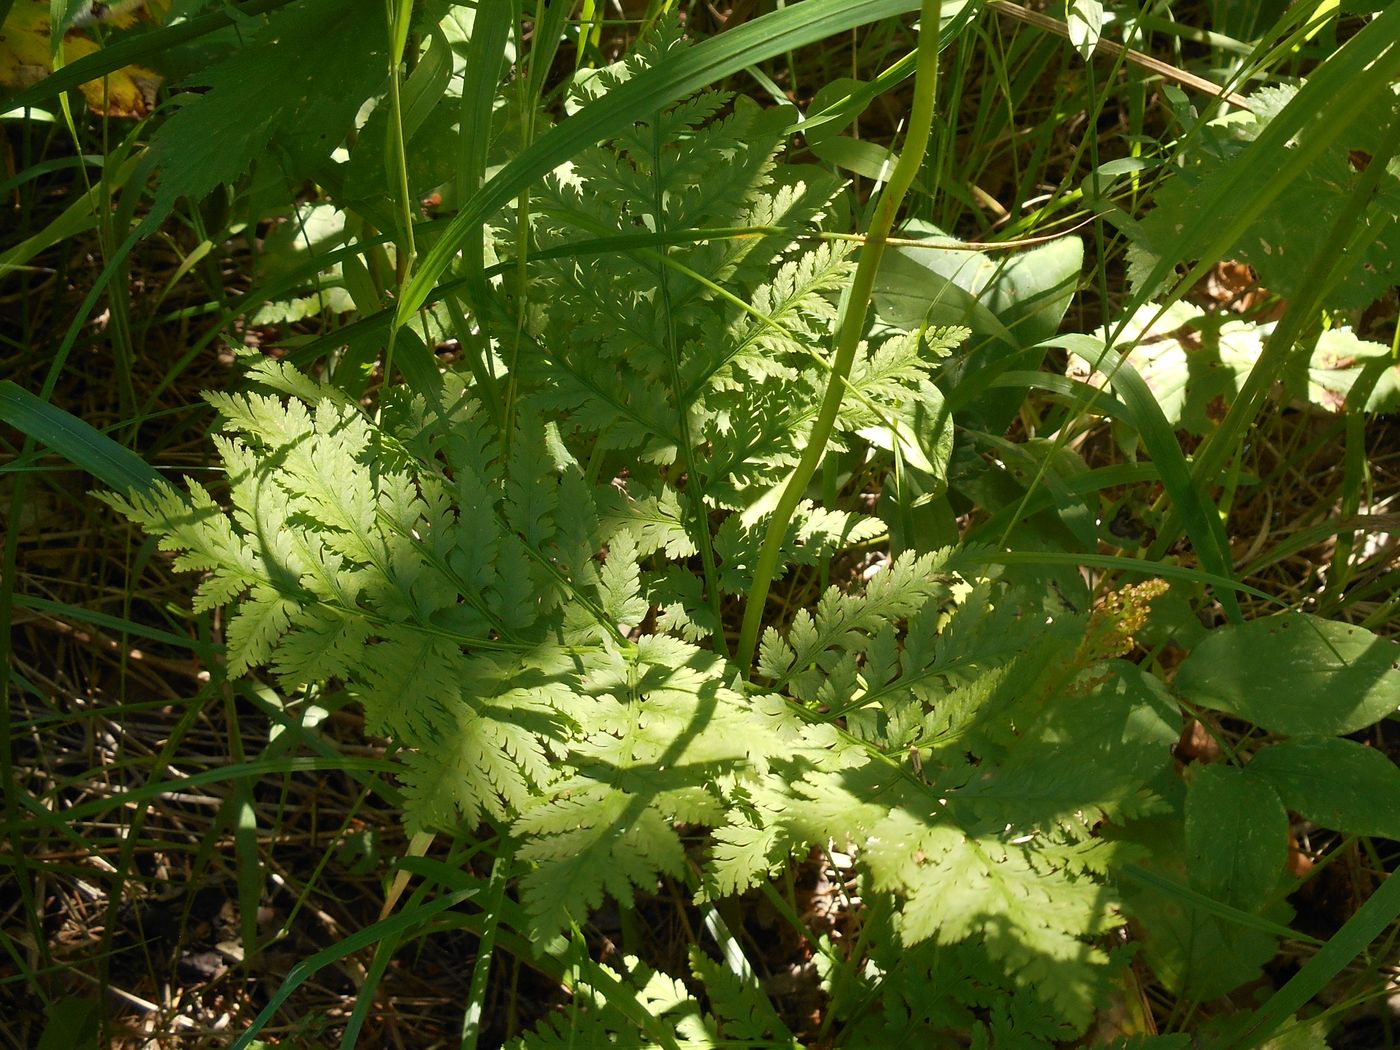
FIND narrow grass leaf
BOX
[1041,335,1240,619]
[0,757,400,837]
[1123,3,1400,317]
[0,154,140,273]
[233,784,261,959]
[1226,868,1400,1048]
[229,888,476,1050]
[0,380,162,495]
[960,548,1277,603]
[456,1,511,286]
[10,592,215,657]
[1119,864,1321,946]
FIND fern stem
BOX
[651,117,728,656]
[384,19,416,274]
[736,0,942,674]
[381,0,416,417]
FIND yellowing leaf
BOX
[0,0,160,117]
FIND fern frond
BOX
[888,830,1111,1031]
[756,550,959,690]
[687,947,793,1046]
[514,636,787,930]
[599,483,698,560]
[511,953,715,1050]
[224,586,298,678]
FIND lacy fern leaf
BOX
[99,23,1195,1038]
[103,366,798,933]
[715,556,1180,1034]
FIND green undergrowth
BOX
[3,1,1400,1047]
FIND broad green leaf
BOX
[982,234,1083,350]
[879,223,1082,439]
[1175,613,1400,737]
[1071,304,1399,430]
[808,134,897,180]
[1260,1019,1331,1050]
[1067,302,1259,437]
[1120,861,1316,945]
[959,661,1179,827]
[960,234,1083,432]
[1185,764,1287,913]
[873,222,1010,338]
[800,75,872,138]
[859,379,954,485]
[797,64,904,182]
[1114,815,1283,1000]
[1067,0,1104,59]
[1287,326,1400,414]
[141,0,388,226]
[344,28,457,205]
[1246,737,1400,840]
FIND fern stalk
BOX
[381,0,416,410]
[736,0,942,673]
[651,118,728,655]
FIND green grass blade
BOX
[0,380,162,495]
[9,593,216,657]
[965,460,1161,543]
[1152,105,1400,558]
[959,548,1278,604]
[1119,864,1323,947]
[1044,336,1241,620]
[0,155,141,273]
[397,0,964,325]
[0,757,400,838]
[1225,860,1400,1049]
[456,2,512,286]
[459,855,510,1050]
[229,888,476,1050]
[1123,4,1400,320]
[232,782,261,960]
